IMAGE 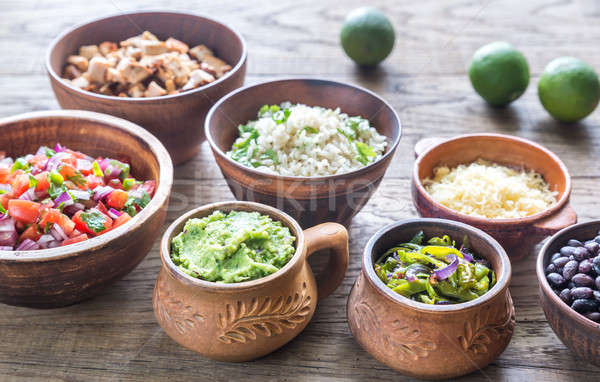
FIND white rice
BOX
[227,102,388,177]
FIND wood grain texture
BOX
[1,0,600,380]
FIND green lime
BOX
[538,57,600,123]
[468,42,530,106]
[340,7,395,66]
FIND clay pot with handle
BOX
[153,201,349,362]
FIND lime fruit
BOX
[468,41,530,106]
[340,7,395,66]
[538,57,600,123]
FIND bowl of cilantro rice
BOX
[205,78,401,228]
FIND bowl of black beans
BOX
[537,220,600,366]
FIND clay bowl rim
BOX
[536,220,600,330]
[45,10,248,103]
[205,77,402,182]
[412,133,572,225]
[160,200,307,293]
[363,218,511,312]
[0,109,173,262]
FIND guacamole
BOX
[170,210,296,283]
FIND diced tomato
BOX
[112,212,132,229]
[39,208,75,235]
[108,178,123,190]
[20,224,41,242]
[28,154,48,170]
[0,165,10,183]
[72,210,112,236]
[61,233,88,246]
[58,163,77,179]
[66,149,84,159]
[141,180,156,197]
[69,229,82,238]
[106,189,128,210]
[59,153,77,167]
[85,175,104,189]
[95,201,108,216]
[10,173,30,198]
[34,171,50,192]
[8,200,41,224]
[0,195,8,210]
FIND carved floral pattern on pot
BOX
[354,300,437,360]
[155,283,206,335]
[457,293,515,355]
[217,282,312,344]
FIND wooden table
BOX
[1,0,600,380]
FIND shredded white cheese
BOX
[423,159,558,219]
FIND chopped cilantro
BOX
[258,104,270,117]
[124,190,150,217]
[67,171,87,187]
[80,210,108,233]
[48,182,67,199]
[302,126,319,134]
[44,222,52,234]
[237,124,255,134]
[273,108,291,125]
[233,129,259,150]
[44,147,56,158]
[262,149,279,164]
[355,141,376,165]
[28,174,38,189]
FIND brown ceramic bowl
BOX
[46,11,247,165]
[537,221,600,366]
[205,78,401,229]
[0,110,173,308]
[153,201,349,362]
[347,218,514,380]
[412,134,576,261]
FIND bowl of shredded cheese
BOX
[412,134,576,260]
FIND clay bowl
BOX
[0,110,173,308]
[205,78,401,229]
[412,134,576,261]
[46,11,247,165]
[154,201,349,362]
[537,220,600,366]
[347,218,514,380]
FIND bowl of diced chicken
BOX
[46,11,247,165]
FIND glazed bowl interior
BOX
[161,201,305,290]
[414,134,571,222]
[537,221,600,329]
[206,78,401,180]
[364,218,511,312]
[0,110,172,260]
[46,11,246,101]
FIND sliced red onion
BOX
[104,164,121,179]
[0,218,15,232]
[0,246,13,251]
[50,223,68,241]
[44,152,70,171]
[100,158,110,171]
[0,213,9,221]
[76,159,93,172]
[0,230,17,247]
[93,186,114,201]
[69,190,91,201]
[108,208,122,219]
[63,202,85,216]
[18,188,35,201]
[53,191,74,208]
[37,234,55,249]
[434,257,459,280]
[460,250,474,263]
[47,240,61,248]
[16,239,39,251]
[54,143,66,153]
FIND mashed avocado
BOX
[170,210,296,283]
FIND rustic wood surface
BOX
[1,0,600,380]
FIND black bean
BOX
[571,287,593,299]
[579,259,593,274]
[595,235,600,244]
[568,239,583,247]
[574,247,591,261]
[551,252,563,262]
[545,263,557,274]
[584,312,600,322]
[585,242,600,255]
[593,256,600,267]
[562,260,579,280]
[547,273,566,287]
[571,299,598,313]
[596,276,600,290]
[553,256,570,268]
[593,290,600,302]
[567,281,576,289]
[572,273,595,288]
[594,264,600,276]
[559,288,571,304]
[560,246,577,257]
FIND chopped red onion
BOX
[35,146,47,156]
[100,158,110,171]
[460,250,474,263]
[108,208,122,219]
[93,186,114,201]
[53,191,74,208]
[18,188,35,201]
[76,159,93,172]
[0,213,9,221]
[63,202,85,216]
[69,190,91,201]
[44,152,70,171]
[103,164,121,179]
[54,143,66,152]
[0,157,13,166]
[0,231,17,247]
[47,240,61,248]
[37,234,55,249]
[0,246,13,251]
[0,218,15,232]
[434,257,459,280]
[16,239,39,251]
[50,223,68,241]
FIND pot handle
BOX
[414,137,446,158]
[532,204,577,238]
[304,223,349,300]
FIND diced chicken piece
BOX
[165,79,176,93]
[141,40,168,56]
[79,45,99,60]
[88,56,110,83]
[142,31,158,41]
[70,76,90,89]
[63,65,81,80]
[156,67,174,83]
[188,44,213,61]
[106,67,123,83]
[144,81,167,97]
[202,55,232,78]
[127,83,145,98]
[166,37,189,54]
[98,41,118,56]
[163,55,189,79]
[124,46,142,60]
[117,58,151,84]
[182,69,215,90]
[67,55,88,71]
